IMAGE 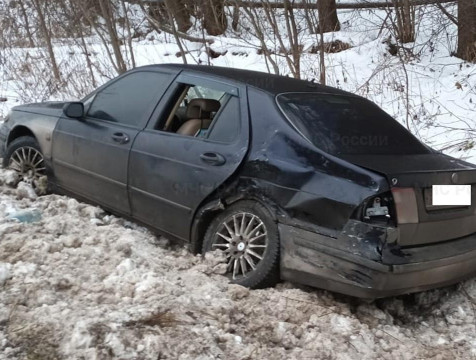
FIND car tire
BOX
[3,136,48,194]
[202,200,280,289]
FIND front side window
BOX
[88,71,171,127]
[277,93,430,156]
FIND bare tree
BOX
[202,0,228,35]
[283,0,301,78]
[239,1,303,78]
[98,0,127,74]
[262,0,301,77]
[31,0,61,81]
[164,0,192,32]
[75,0,128,75]
[120,0,137,68]
[319,16,326,84]
[231,3,240,31]
[457,0,476,62]
[302,0,319,34]
[58,0,98,88]
[318,0,340,33]
[392,0,415,43]
[240,5,280,75]
[18,0,35,48]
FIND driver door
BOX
[51,70,174,214]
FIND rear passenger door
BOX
[52,70,174,214]
[129,75,249,240]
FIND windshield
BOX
[277,93,430,156]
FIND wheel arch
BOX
[7,126,38,146]
[189,185,281,254]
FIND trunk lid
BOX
[340,153,476,187]
[341,153,476,246]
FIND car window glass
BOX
[277,93,429,155]
[206,96,240,143]
[184,86,224,103]
[88,72,170,127]
[83,93,96,113]
[163,84,228,135]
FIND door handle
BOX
[200,152,226,166]
[112,132,130,144]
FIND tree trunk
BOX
[302,0,319,34]
[393,0,415,43]
[318,0,340,33]
[319,11,326,85]
[98,0,127,74]
[232,4,240,31]
[164,0,192,33]
[147,1,168,25]
[31,0,61,82]
[18,0,35,47]
[58,0,97,87]
[120,0,136,68]
[202,0,228,36]
[457,0,476,62]
[284,0,301,78]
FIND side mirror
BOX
[63,102,84,119]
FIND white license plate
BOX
[432,185,471,206]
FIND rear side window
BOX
[207,96,240,143]
[88,71,170,127]
[277,93,429,156]
[185,85,225,102]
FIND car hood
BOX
[340,153,476,187]
[13,101,66,118]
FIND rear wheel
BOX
[3,136,48,194]
[202,201,280,288]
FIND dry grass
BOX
[125,310,177,328]
[309,40,352,54]
[7,324,60,360]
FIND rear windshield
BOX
[277,93,429,156]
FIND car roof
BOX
[141,64,355,97]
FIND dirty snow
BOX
[1,168,476,359]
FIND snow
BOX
[1,4,476,358]
[0,5,474,163]
[1,169,476,359]
[0,262,11,286]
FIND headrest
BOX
[186,98,221,119]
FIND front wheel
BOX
[202,201,280,289]
[3,136,48,194]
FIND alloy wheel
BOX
[8,146,46,186]
[212,212,268,280]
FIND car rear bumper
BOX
[279,222,476,298]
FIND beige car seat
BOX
[177,98,221,136]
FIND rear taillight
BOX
[391,188,419,224]
[360,192,395,225]
[364,197,390,219]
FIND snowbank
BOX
[0,169,476,359]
